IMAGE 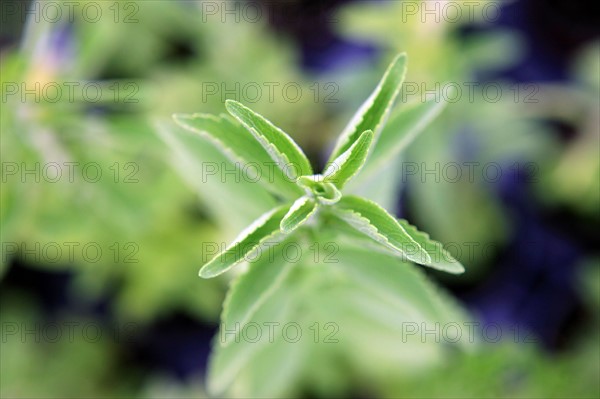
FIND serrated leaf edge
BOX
[332,199,432,265]
[323,130,374,189]
[281,196,317,233]
[225,100,312,178]
[173,112,302,198]
[397,219,464,274]
[199,205,289,278]
[220,254,294,347]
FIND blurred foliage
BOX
[0,295,137,397]
[1,0,330,323]
[386,258,600,398]
[381,339,599,398]
[2,257,597,398]
[536,42,600,217]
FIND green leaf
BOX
[172,113,303,199]
[331,196,464,274]
[199,205,290,278]
[396,219,465,274]
[155,121,277,233]
[328,53,407,163]
[225,100,313,180]
[331,243,470,325]
[352,98,447,186]
[331,195,428,263]
[172,113,267,170]
[207,262,303,397]
[281,196,318,233]
[323,130,373,189]
[220,238,296,347]
[208,243,472,397]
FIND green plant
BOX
[171,53,469,397]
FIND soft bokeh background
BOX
[1,0,598,397]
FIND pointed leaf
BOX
[155,120,276,233]
[323,130,373,189]
[173,113,267,170]
[280,197,317,233]
[332,195,428,263]
[207,265,303,396]
[220,238,296,346]
[199,205,290,278]
[352,98,447,186]
[396,219,465,274]
[332,196,464,274]
[225,100,313,180]
[172,113,303,199]
[328,53,407,163]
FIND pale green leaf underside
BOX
[207,265,300,396]
[220,238,296,347]
[323,130,373,189]
[354,98,448,185]
[225,100,313,180]
[155,121,276,232]
[280,196,317,233]
[199,205,290,278]
[208,244,471,397]
[331,246,469,328]
[328,53,407,162]
[172,113,302,199]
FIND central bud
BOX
[297,175,341,205]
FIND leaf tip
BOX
[279,222,293,234]
[224,98,242,111]
[446,262,465,275]
[391,52,408,68]
[199,264,217,279]
[172,113,186,123]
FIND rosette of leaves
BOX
[173,54,470,397]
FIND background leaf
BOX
[208,242,471,398]
[220,238,297,347]
[350,98,447,187]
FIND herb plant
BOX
[172,53,468,397]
